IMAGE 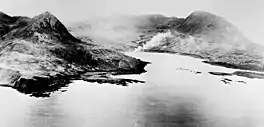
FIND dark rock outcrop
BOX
[221,78,232,84]
[208,72,233,76]
[0,12,148,97]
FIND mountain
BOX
[0,12,148,97]
[0,12,31,39]
[66,11,264,72]
[139,11,264,72]
[67,14,177,51]
[174,11,255,49]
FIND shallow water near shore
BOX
[0,52,264,127]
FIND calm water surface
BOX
[0,52,264,127]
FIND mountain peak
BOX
[30,11,61,30]
[2,11,76,41]
[189,11,216,17]
[32,11,58,22]
[42,11,53,15]
[28,11,76,40]
[187,11,229,26]
[176,11,236,35]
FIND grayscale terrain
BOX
[0,1,264,127]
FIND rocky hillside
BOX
[139,11,264,72]
[67,11,264,72]
[0,12,148,97]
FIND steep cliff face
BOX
[0,12,148,97]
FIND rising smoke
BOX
[67,14,155,48]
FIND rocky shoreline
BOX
[209,71,264,79]
[133,12,264,73]
[1,10,264,97]
[0,12,149,97]
[204,61,264,72]
[11,70,147,97]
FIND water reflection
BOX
[26,95,73,127]
[0,52,264,127]
[137,89,259,127]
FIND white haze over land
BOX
[0,1,264,127]
[68,15,149,49]
[136,31,173,51]
[0,0,264,46]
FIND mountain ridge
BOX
[68,11,264,72]
[2,11,77,42]
[0,11,148,97]
[69,11,264,72]
[141,11,264,72]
